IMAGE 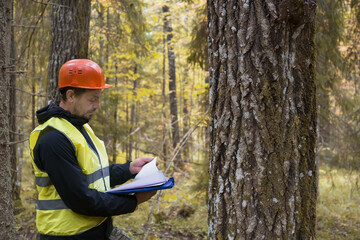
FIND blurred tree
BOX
[0,0,15,238]
[90,0,148,164]
[128,65,138,161]
[208,0,317,238]
[9,1,20,201]
[163,5,181,167]
[46,0,91,102]
[181,66,190,160]
[187,2,207,70]
[162,15,169,162]
[316,0,344,148]
[316,0,360,169]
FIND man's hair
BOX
[59,87,88,102]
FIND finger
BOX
[139,157,154,163]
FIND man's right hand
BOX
[135,190,157,205]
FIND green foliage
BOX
[14,0,51,109]
[187,2,208,70]
[315,0,360,170]
[14,155,38,239]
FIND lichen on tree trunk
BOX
[208,0,317,239]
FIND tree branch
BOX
[31,0,70,8]
[12,86,47,97]
[142,108,210,240]
[1,138,28,146]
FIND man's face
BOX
[72,89,102,120]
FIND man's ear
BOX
[66,89,75,102]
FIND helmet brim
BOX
[58,84,113,89]
[103,83,112,89]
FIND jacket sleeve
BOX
[33,129,137,217]
[109,162,135,187]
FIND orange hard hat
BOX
[58,59,112,89]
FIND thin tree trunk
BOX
[97,1,105,67]
[0,0,15,237]
[318,92,330,146]
[16,76,25,207]
[208,0,318,239]
[135,101,139,160]
[162,21,168,162]
[106,7,111,66]
[125,78,129,161]
[10,10,20,201]
[129,66,138,162]
[111,12,120,164]
[31,57,36,129]
[163,5,181,167]
[182,67,190,160]
[47,0,91,102]
[111,58,119,164]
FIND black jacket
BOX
[33,102,137,240]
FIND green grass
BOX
[317,166,360,240]
[113,170,208,239]
[15,158,38,240]
[16,158,360,239]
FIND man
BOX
[29,59,156,240]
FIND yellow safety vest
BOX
[29,117,110,236]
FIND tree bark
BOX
[163,5,181,167]
[0,0,15,237]
[46,0,91,102]
[208,0,318,239]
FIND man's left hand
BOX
[129,157,155,175]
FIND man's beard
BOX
[84,110,96,120]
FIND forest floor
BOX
[15,159,360,240]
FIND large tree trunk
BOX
[47,0,91,102]
[0,0,15,238]
[163,5,181,167]
[208,0,318,239]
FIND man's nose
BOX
[94,100,100,109]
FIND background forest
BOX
[5,0,359,239]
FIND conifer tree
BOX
[163,5,181,167]
[47,0,91,102]
[208,0,318,238]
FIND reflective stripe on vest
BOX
[35,166,110,188]
[29,117,110,236]
[37,199,68,210]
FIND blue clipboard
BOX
[107,177,175,195]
